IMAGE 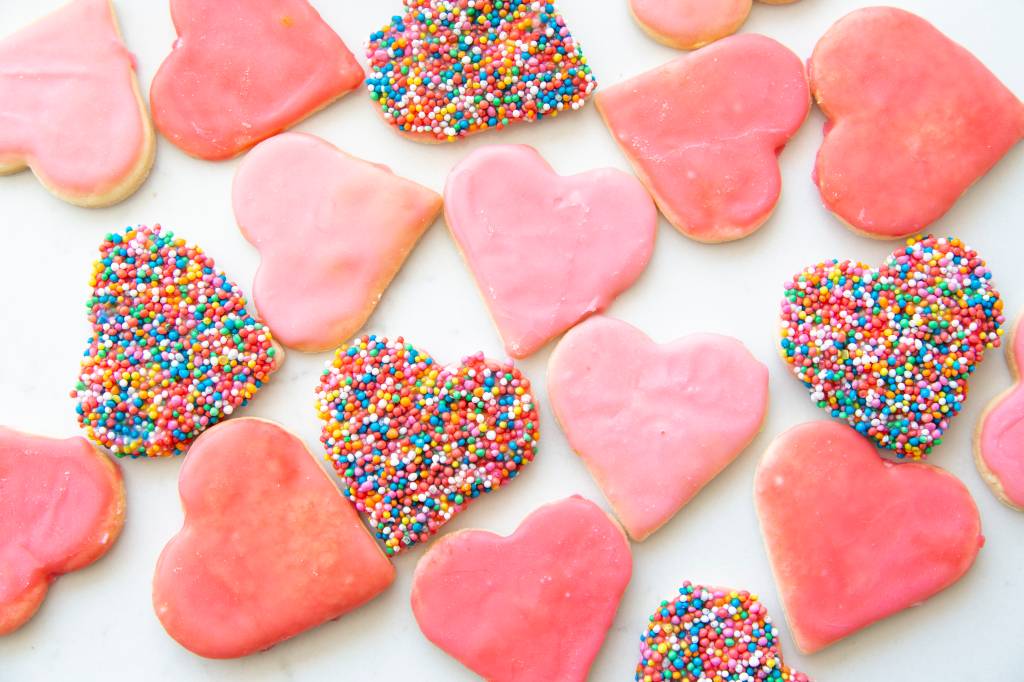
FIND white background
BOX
[1,0,1021,680]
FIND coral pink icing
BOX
[809,7,1024,237]
[233,133,442,352]
[411,496,631,682]
[978,315,1024,509]
[0,427,124,635]
[548,317,768,541]
[150,0,364,160]
[630,0,751,50]
[153,419,394,658]
[596,33,809,243]
[0,0,151,202]
[444,145,657,358]
[754,421,983,653]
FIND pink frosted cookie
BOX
[411,496,631,682]
[1,427,125,635]
[233,133,442,352]
[153,419,394,658]
[629,0,799,51]
[810,7,1024,238]
[0,0,154,207]
[150,0,363,160]
[548,316,768,541]
[754,421,983,653]
[976,312,1024,511]
[597,34,809,243]
[445,145,657,358]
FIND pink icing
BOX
[754,421,983,653]
[978,315,1024,509]
[0,427,124,635]
[444,145,657,358]
[233,133,442,352]
[596,33,809,243]
[150,0,364,160]
[548,316,768,540]
[0,0,151,203]
[411,496,631,682]
[630,0,751,49]
[153,419,394,658]
[809,7,1024,237]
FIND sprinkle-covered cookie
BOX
[315,335,539,555]
[365,0,596,142]
[780,235,1003,459]
[637,582,806,682]
[73,225,279,458]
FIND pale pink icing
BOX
[754,421,983,654]
[0,427,124,635]
[233,133,442,352]
[153,419,394,658]
[444,145,657,358]
[630,0,750,49]
[150,0,364,160]
[411,496,631,682]
[596,33,809,243]
[0,0,151,201]
[978,315,1024,509]
[809,7,1024,237]
[548,316,768,541]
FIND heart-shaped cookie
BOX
[72,225,282,458]
[1,427,125,635]
[315,335,539,555]
[780,235,1003,459]
[976,312,1024,511]
[445,145,657,358]
[411,496,631,682]
[810,7,1024,238]
[636,581,806,682]
[548,316,768,540]
[150,0,363,160]
[629,0,800,51]
[596,33,809,242]
[755,421,983,653]
[0,0,154,207]
[366,0,596,142]
[233,132,443,352]
[153,419,394,658]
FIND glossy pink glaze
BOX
[150,0,364,160]
[234,133,442,352]
[444,145,657,358]
[755,421,983,653]
[810,7,1024,237]
[153,419,394,658]
[630,0,750,49]
[548,317,768,540]
[0,427,124,635]
[411,496,631,682]
[0,0,151,202]
[978,315,1024,509]
[597,33,809,243]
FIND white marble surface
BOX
[1,0,1022,679]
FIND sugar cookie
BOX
[597,34,809,242]
[780,235,1003,459]
[412,496,631,682]
[153,419,394,658]
[0,0,154,207]
[976,312,1024,511]
[315,335,539,555]
[445,145,656,358]
[548,316,768,540]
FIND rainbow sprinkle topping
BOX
[637,582,807,682]
[73,225,278,458]
[366,0,596,142]
[781,235,1003,459]
[315,335,539,555]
